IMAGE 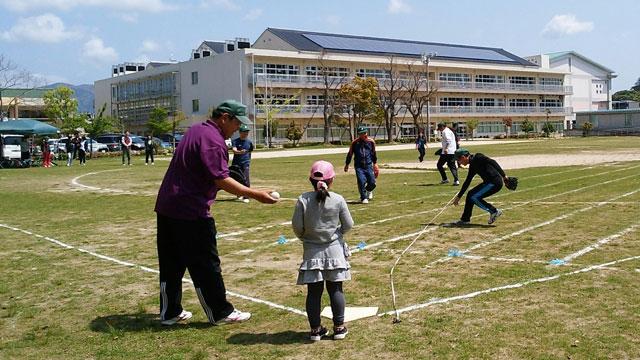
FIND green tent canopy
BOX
[0,119,60,135]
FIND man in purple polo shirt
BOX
[155,99,278,326]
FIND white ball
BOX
[270,191,280,200]
[403,182,407,186]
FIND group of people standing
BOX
[64,134,87,166]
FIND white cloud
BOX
[0,0,177,13]
[140,40,160,52]
[388,0,410,14]
[542,14,594,38]
[82,36,118,62]
[326,15,341,26]
[117,12,139,22]
[209,0,240,11]
[1,13,79,43]
[33,73,70,85]
[244,8,263,21]
[133,54,150,65]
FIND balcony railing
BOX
[251,74,573,94]
[254,104,573,116]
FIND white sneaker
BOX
[439,179,449,184]
[214,309,251,325]
[361,198,369,204]
[488,209,502,225]
[122,163,126,166]
[452,219,470,225]
[367,191,373,200]
[243,198,250,203]
[161,309,192,326]
[452,180,460,186]
[145,163,148,165]
[152,162,155,165]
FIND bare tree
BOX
[0,54,41,120]
[401,63,437,140]
[378,55,405,143]
[316,49,348,145]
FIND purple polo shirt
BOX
[155,119,229,220]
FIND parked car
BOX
[129,135,146,151]
[1,134,22,160]
[152,137,172,149]
[96,134,123,152]
[84,138,108,153]
[161,133,183,145]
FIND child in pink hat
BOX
[292,160,354,341]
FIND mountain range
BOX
[45,83,95,114]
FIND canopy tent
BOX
[0,119,60,135]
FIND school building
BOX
[93,28,616,143]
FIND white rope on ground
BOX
[388,193,458,324]
[0,222,307,317]
[379,254,640,317]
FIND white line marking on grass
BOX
[561,221,640,263]
[0,222,307,317]
[218,221,292,239]
[379,254,640,316]
[425,185,640,268]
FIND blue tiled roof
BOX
[266,28,535,66]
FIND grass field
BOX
[1,137,639,359]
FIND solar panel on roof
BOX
[302,33,518,64]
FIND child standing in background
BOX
[415,131,426,162]
[292,160,354,341]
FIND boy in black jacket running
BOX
[451,148,510,225]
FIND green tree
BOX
[254,89,301,147]
[44,86,80,133]
[337,77,381,140]
[542,108,555,137]
[284,121,303,147]
[521,117,535,135]
[612,89,640,102]
[465,119,478,139]
[147,107,172,136]
[581,122,594,137]
[85,103,114,157]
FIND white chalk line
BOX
[425,182,640,268]
[379,254,640,316]
[561,221,640,263]
[226,162,639,243]
[71,170,155,195]
[374,249,584,266]
[230,164,635,253]
[0,222,306,317]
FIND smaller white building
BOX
[524,51,616,129]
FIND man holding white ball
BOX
[155,100,278,327]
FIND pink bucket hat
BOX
[310,160,335,180]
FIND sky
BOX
[1,0,638,92]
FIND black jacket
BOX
[457,153,505,198]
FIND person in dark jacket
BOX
[415,132,426,162]
[344,125,377,204]
[145,134,155,165]
[451,148,510,225]
[65,134,75,166]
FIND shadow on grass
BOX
[439,222,494,228]
[89,314,214,333]
[416,183,438,187]
[226,331,310,345]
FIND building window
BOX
[475,74,504,83]
[306,94,337,105]
[191,71,198,85]
[355,68,388,80]
[625,113,633,127]
[192,99,199,112]
[306,66,349,78]
[508,76,536,85]
[439,97,472,107]
[509,99,536,107]
[254,93,300,105]
[540,99,563,108]
[439,73,471,83]
[475,98,505,107]
[540,78,563,86]
[594,83,604,94]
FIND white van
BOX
[1,134,23,160]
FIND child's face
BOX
[239,130,249,139]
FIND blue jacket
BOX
[345,137,377,169]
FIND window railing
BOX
[252,74,572,93]
[254,104,573,116]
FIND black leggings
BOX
[306,281,345,328]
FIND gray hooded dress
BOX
[292,191,354,285]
